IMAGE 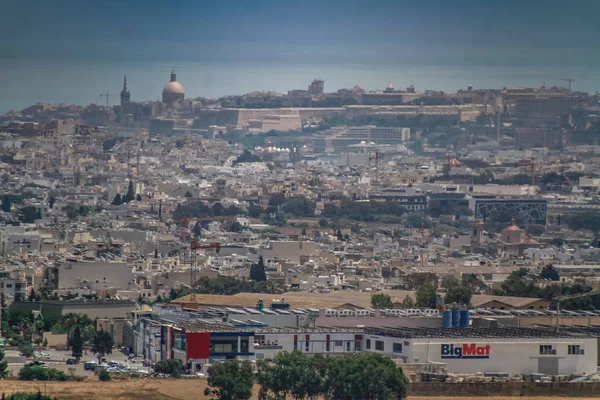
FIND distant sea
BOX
[1,59,599,114]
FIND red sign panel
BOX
[186,332,211,360]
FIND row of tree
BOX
[372,266,594,310]
[205,351,408,400]
[172,200,241,221]
[496,267,600,309]
[111,181,140,205]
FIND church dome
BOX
[162,69,185,104]
[163,81,184,95]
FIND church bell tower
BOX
[120,75,131,105]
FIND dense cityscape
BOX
[1,68,600,398]
[2,0,600,398]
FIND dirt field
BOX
[0,380,597,400]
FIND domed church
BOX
[162,69,184,104]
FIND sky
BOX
[2,0,599,65]
[1,0,599,112]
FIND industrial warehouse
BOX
[126,303,600,378]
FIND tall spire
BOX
[120,74,131,104]
[170,68,176,82]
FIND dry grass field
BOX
[0,380,596,400]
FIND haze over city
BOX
[1,0,599,112]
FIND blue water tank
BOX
[442,310,452,328]
[460,309,470,328]
[451,308,460,328]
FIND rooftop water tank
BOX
[442,310,452,328]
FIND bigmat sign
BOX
[441,343,491,359]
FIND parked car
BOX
[130,357,144,363]
[26,360,47,368]
[84,361,97,371]
[66,358,78,365]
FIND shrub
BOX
[47,368,68,381]
[18,342,34,357]
[19,366,69,382]
[99,369,111,381]
[4,392,53,400]
[153,358,183,374]
[18,366,48,381]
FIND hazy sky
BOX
[1,0,599,112]
[2,0,599,66]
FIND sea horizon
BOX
[1,58,599,115]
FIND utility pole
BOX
[497,112,500,144]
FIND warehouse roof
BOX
[364,326,586,339]
[172,291,547,311]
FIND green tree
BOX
[336,229,343,241]
[445,285,472,306]
[541,265,560,281]
[233,149,262,166]
[1,195,11,212]
[19,206,40,224]
[18,342,34,357]
[371,293,393,309]
[18,365,48,381]
[416,284,436,308]
[136,194,142,201]
[526,224,546,236]
[229,222,243,232]
[258,351,323,400]
[154,359,183,374]
[250,256,267,282]
[91,329,114,363]
[405,212,431,229]
[441,275,460,290]
[98,369,111,382]
[27,289,39,302]
[71,325,83,361]
[401,295,415,308]
[64,205,78,220]
[184,191,193,198]
[0,350,8,378]
[319,218,329,228]
[204,359,254,400]
[5,392,53,400]
[192,222,202,237]
[320,353,408,400]
[398,273,438,290]
[123,181,135,203]
[111,193,122,206]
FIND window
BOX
[335,340,343,347]
[5,284,12,288]
[346,341,351,352]
[366,339,371,350]
[355,341,362,351]
[539,345,555,355]
[568,345,583,355]
[393,343,403,353]
[375,341,384,351]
